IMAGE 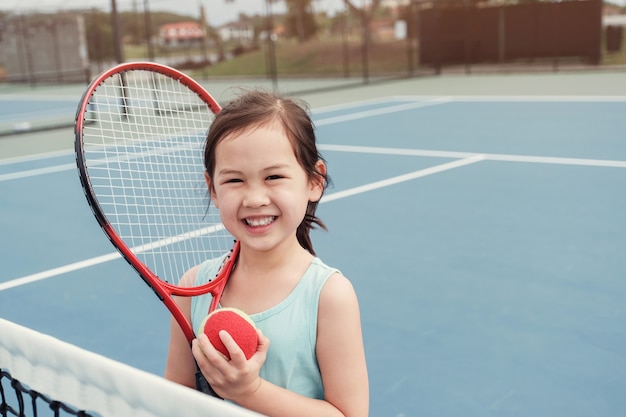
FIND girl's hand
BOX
[192,328,269,402]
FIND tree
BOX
[340,0,384,83]
[284,0,318,41]
[342,0,385,44]
[84,9,116,63]
[343,0,384,17]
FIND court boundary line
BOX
[321,154,485,202]
[0,163,77,181]
[392,95,626,103]
[310,95,626,116]
[319,144,626,169]
[0,149,74,166]
[3,142,624,184]
[314,97,452,126]
[2,144,624,183]
[0,155,484,292]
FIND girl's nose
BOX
[243,184,270,208]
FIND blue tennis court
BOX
[1,81,625,416]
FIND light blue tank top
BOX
[191,254,338,399]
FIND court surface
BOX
[1,72,626,416]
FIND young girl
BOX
[164,90,369,417]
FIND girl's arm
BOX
[201,272,368,417]
[315,272,369,417]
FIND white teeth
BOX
[245,216,275,227]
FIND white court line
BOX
[312,95,442,113]
[388,94,626,102]
[314,97,452,126]
[4,143,624,183]
[0,155,483,292]
[321,154,485,202]
[0,163,77,181]
[0,149,74,166]
[0,253,122,292]
[312,94,626,115]
[319,144,626,169]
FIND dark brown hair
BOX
[204,90,329,255]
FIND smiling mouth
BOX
[244,216,276,227]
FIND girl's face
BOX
[208,120,325,254]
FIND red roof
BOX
[160,22,205,41]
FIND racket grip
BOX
[195,367,223,399]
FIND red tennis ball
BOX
[199,308,258,360]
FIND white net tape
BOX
[0,318,263,417]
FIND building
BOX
[159,22,206,48]
[217,21,255,43]
[0,13,89,83]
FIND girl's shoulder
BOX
[314,259,356,310]
[306,257,353,304]
[308,257,340,278]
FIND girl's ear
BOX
[205,171,219,208]
[309,160,327,203]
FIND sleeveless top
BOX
[191,254,339,399]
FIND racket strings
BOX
[81,69,231,285]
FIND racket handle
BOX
[195,367,223,399]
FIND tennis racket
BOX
[74,62,238,397]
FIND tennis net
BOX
[0,318,263,417]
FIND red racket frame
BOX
[74,62,237,344]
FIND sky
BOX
[0,0,348,26]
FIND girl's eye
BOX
[225,178,243,184]
[267,175,283,181]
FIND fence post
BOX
[552,2,560,72]
[361,7,370,84]
[111,0,124,64]
[464,0,472,74]
[498,6,506,63]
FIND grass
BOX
[2,36,623,83]
[601,29,626,66]
[180,37,626,79]
[193,39,414,78]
